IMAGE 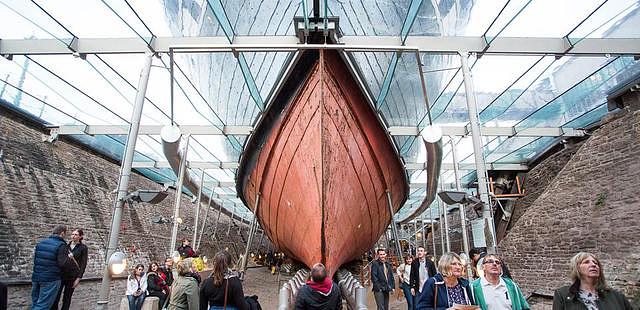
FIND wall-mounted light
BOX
[108,251,127,275]
[125,189,168,204]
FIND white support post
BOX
[386,190,404,262]
[192,169,205,247]
[96,52,154,309]
[460,52,498,253]
[450,136,473,278]
[169,135,191,255]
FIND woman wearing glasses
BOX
[126,264,148,310]
[416,252,476,309]
[552,252,633,310]
[470,254,529,310]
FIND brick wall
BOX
[0,107,267,308]
[499,90,640,304]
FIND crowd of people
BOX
[28,225,635,310]
[367,246,635,310]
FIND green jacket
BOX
[471,277,530,310]
[552,282,634,310]
[168,275,200,310]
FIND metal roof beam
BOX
[388,126,585,137]
[3,37,639,55]
[50,125,252,135]
[406,162,528,171]
[51,124,581,137]
[132,160,526,171]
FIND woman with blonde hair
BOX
[168,258,200,310]
[416,252,476,309]
[552,252,632,309]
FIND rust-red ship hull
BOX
[237,50,408,276]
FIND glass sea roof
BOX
[1,0,639,223]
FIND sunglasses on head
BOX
[483,259,502,265]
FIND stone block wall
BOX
[0,107,267,308]
[499,90,640,304]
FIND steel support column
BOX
[460,53,497,253]
[440,182,451,252]
[195,181,214,251]
[450,136,472,278]
[386,190,403,262]
[96,52,153,309]
[169,135,191,254]
[192,169,205,247]
[241,193,260,274]
[439,199,445,255]
[430,208,437,258]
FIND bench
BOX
[119,296,159,310]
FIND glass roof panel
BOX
[430,55,477,124]
[245,51,292,110]
[562,103,607,129]
[347,52,393,103]
[568,0,640,40]
[1,55,128,125]
[379,52,427,127]
[495,136,556,163]
[0,0,71,40]
[484,137,537,163]
[499,0,604,37]
[420,54,459,110]
[327,0,410,36]
[486,56,613,125]
[479,56,556,124]
[517,56,640,129]
[409,0,475,36]
[33,0,148,38]
[223,0,301,35]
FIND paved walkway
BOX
[242,266,410,309]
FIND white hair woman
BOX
[416,252,477,309]
[552,252,632,309]
[168,258,200,310]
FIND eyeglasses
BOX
[483,259,502,265]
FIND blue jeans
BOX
[400,282,414,310]
[127,294,145,310]
[31,280,61,310]
[209,306,238,310]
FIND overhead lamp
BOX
[108,251,127,275]
[125,189,168,204]
[420,125,443,143]
[438,191,484,209]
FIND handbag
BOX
[223,278,229,310]
[434,282,438,309]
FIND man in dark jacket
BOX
[371,248,395,310]
[32,225,70,310]
[295,263,342,310]
[409,246,437,302]
[52,228,88,310]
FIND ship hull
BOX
[238,50,408,276]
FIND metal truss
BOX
[2,36,639,56]
[131,160,527,171]
[48,124,584,137]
